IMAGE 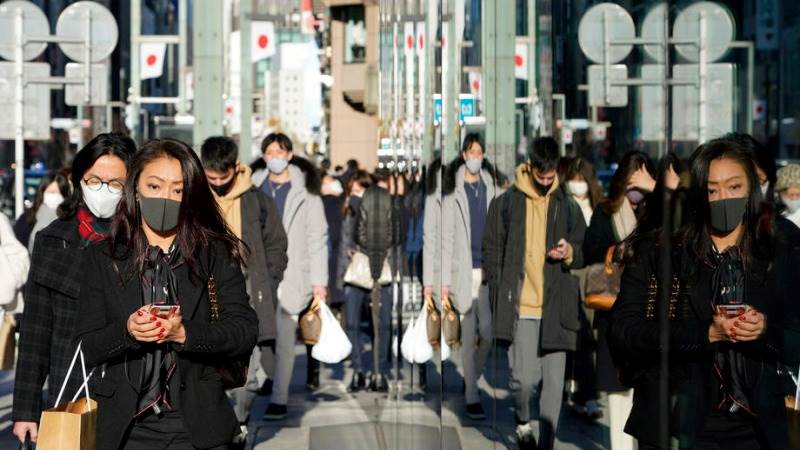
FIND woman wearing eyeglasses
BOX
[12,133,136,445]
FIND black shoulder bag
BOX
[208,257,249,390]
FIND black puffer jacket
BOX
[355,186,402,279]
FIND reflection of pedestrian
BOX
[77,138,258,449]
[12,133,135,445]
[255,133,328,421]
[441,134,504,420]
[484,138,585,450]
[200,136,288,439]
[0,212,29,306]
[353,169,402,392]
[322,174,345,305]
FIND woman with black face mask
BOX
[75,139,258,450]
[609,137,798,449]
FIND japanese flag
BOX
[140,42,166,80]
[404,22,415,59]
[468,72,482,100]
[252,21,276,61]
[514,43,527,80]
[416,22,425,58]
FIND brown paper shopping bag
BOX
[37,398,97,450]
[37,342,97,450]
[0,313,16,370]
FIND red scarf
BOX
[77,208,110,242]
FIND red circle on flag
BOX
[756,105,763,113]
[515,55,523,67]
[146,54,157,66]
[258,35,269,49]
[419,35,424,49]
[407,35,413,49]
[472,80,480,91]
[225,105,233,114]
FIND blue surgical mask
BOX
[267,157,289,174]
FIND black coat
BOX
[240,188,288,342]
[13,217,88,422]
[483,185,586,350]
[609,232,796,449]
[355,187,402,279]
[583,208,627,392]
[77,240,258,450]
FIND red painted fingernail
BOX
[734,321,740,327]
[739,315,746,320]
[137,311,143,316]
[160,328,165,333]
[156,321,161,327]
[751,311,757,316]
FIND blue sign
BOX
[459,94,476,121]
[433,94,442,124]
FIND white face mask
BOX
[351,189,364,198]
[783,196,800,214]
[267,157,289,174]
[81,182,122,219]
[465,158,483,175]
[760,182,770,197]
[42,192,64,210]
[567,180,589,198]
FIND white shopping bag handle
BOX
[53,341,95,412]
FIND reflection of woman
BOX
[77,139,258,449]
[610,138,797,449]
[583,151,655,450]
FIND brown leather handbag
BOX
[299,299,322,345]
[442,296,461,348]
[584,246,623,311]
[425,295,441,348]
[208,273,249,390]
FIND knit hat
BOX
[776,164,800,192]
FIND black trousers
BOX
[122,411,230,450]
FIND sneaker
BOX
[231,424,248,449]
[306,370,320,391]
[347,372,366,393]
[368,374,389,392]
[465,403,486,420]
[515,423,538,450]
[263,403,287,421]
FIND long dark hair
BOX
[425,156,443,195]
[600,151,655,215]
[442,134,503,195]
[111,139,244,278]
[561,156,603,209]
[343,169,373,216]
[680,137,773,268]
[59,133,137,219]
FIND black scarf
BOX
[709,246,757,417]
[133,245,182,417]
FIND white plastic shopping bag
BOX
[311,303,352,363]
[440,331,451,361]
[398,308,433,364]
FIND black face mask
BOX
[210,176,235,197]
[533,179,552,196]
[348,195,362,213]
[709,197,748,234]
[140,197,181,232]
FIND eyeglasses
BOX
[83,177,124,194]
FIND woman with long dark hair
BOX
[13,169,71,249]
[76,139,258,449]
[610,137,797,449]
[583,150,655,450]
[12,133,136,445]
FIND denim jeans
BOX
[344,284,392,375]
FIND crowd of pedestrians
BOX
[1,130,798,449]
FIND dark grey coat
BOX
[483,185,586,351]
[239,188,288,342]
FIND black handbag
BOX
[208,272,249,390]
